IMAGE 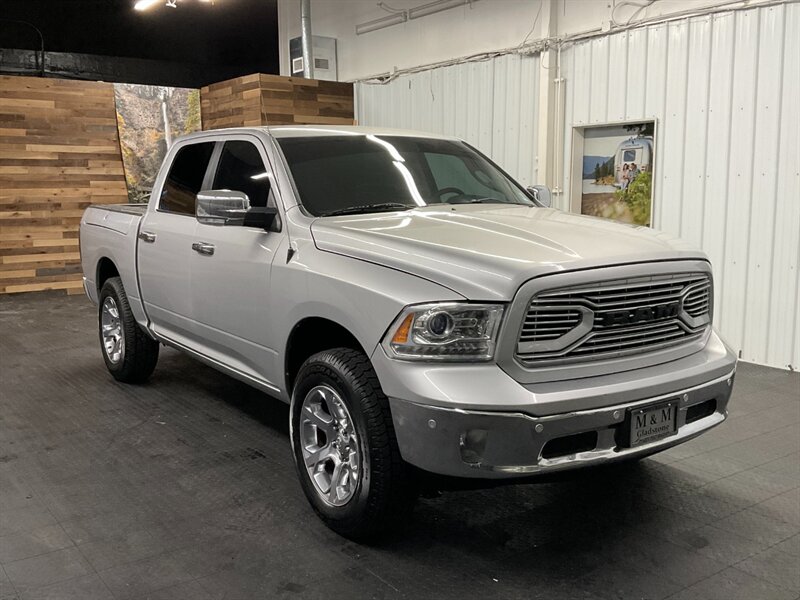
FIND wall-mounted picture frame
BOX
[113,84,202,204]
[569,120,656,227]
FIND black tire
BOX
[291,348,416,541]
[98,277,159,383]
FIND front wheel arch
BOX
[284,317,366,395]
[290,347,416,540]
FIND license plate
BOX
[627,400,678,447]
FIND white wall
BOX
[358,53,542,186]
[278,0,549,81]
[277,0,775,81]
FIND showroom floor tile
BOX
[0,293,798,600]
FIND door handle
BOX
[138,231,157,243]
[191,241,215,256]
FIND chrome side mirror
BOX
[197,190,251,225]
[196,189,277,230]
[527,185,553,208]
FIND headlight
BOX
[382,303,505,361]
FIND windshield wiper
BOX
[320,202,415,217]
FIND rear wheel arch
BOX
[96,257,119,296]
[98,276,159,383]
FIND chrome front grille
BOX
[570,321,688,355]
[516,273,711,365]
[683,282,711,318]
[520,309,582,342]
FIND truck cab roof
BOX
[174,125,461,143]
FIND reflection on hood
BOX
[310,204,705,300]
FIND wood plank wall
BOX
[199,73,263,129]
[0,73,350,295]
[200,73,354,130]
[0,76,128,295]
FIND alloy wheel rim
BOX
[101,297,124,364]
[299,384,361,507]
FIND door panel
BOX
[190,225,281,383]
[138,140,214,346]
[138,211,197,346]
[189,138,285,388]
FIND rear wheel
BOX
[98,277,159,383]
[291,348,416,540]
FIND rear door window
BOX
[160,142,215,215]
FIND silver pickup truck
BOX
[80,126,737,539]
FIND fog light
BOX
[459,429,488,465]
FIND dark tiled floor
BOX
[0,293,798,600]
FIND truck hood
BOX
[310,205,706,301]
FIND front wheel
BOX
[98,277,159,383]
[291,348,416,540]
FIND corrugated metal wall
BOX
[560,2,799,369]
[356,2,799,370]
[357,53,542,187]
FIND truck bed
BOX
[80,204,145,322]
[90,203,148,216]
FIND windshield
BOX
[276,135,534,216]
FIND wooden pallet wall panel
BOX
[200,73,354,130]
[0,75,127,295]
[199,73,263,130]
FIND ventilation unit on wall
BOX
[289,35,338,81]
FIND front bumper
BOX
[373,330,737,479]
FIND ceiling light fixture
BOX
[134,0,161,10]
[356,0,477,35]
[355,12,407,35]
[134,0,214,11]
[408,0,473,20]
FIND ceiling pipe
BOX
[300,0,314,79]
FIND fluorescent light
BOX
[134,0,161,10]
[250,172,270,180]
[409,0,475,20]
[355,0,477,33]
[355,12,407,35]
